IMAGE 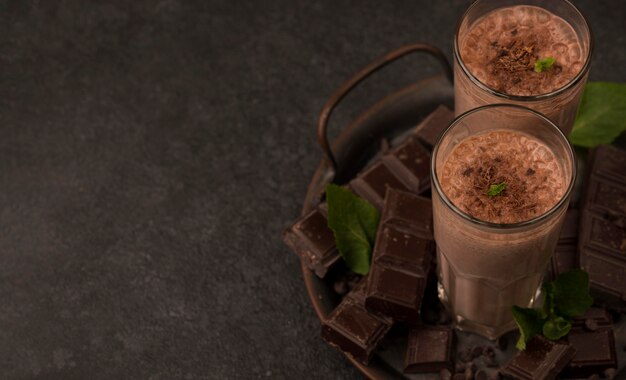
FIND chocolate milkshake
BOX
[431,105,576,340]
[454,1,592,135]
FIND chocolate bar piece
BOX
[282,207,339,278]
[382,135,432,195]
[560,307,617,378]
[321,281,393,364]
[578,145,626,309]
[562,329,617,378]
[500,336,576,380]
[413,105,454,148]
[365,189,434,322]
[404,325,455,373]
[350,160,414,210]
[546,209,579,282]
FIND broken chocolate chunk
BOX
[403,325,455,373]
[321,281,393,365]
[560,307,617,379]
[413,104,454,149]
[500,336,576,380]
[282,207,339,278]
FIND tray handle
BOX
[316,43,452,174]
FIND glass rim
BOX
[430,103,577,230]
[453,0,594,101]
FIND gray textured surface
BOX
[0,1,624,379]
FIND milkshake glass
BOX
[454,0,592,135]
[431,104,576,340]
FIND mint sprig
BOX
[326,184,380,275]
[569,82,626,148]
[534,57,556,73]
[512,269,593,350]
[487,182,506,197]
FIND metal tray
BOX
[297,43,626,379]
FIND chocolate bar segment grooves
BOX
[500,336,576,380]
[578,145,626,309]
[404,325,455,373]
[282,208,339,278]
[321,281,393,364]
[365,189,434,323]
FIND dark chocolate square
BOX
[413,105,454,148]
[500,336,576,380]
[404,325,455,373]
[381,188,433,239]
[282,208,339,278]
[350,161,411,210]
[562,329,617,378]
[382,136,431,194]
[374,227,432,271]
[365,265,425,323]
[321,281,392,364]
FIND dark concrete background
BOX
[0,1,624,379]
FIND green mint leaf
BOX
[569,82,626,148]
[551,269,594,318]
[511,306,545,350]
[326,184,380,275]
[487,182,506,197]
[543,316,572,340]
[534,57,556,73]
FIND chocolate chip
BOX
[333,281,348,295]
[466,362,477,372]
[604,368,617,380]
[484,346,495,358]
[526,168,535,176]
[511,29,518,36]
[464,367,474,380]
[440,369,452,380]
[585,318,599,331]
[458,348,473,363]
[455,361,466,373]
[483,355,498,368]
[475,369,488,380]
[471,346,483,358]
[463,168,474,177]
